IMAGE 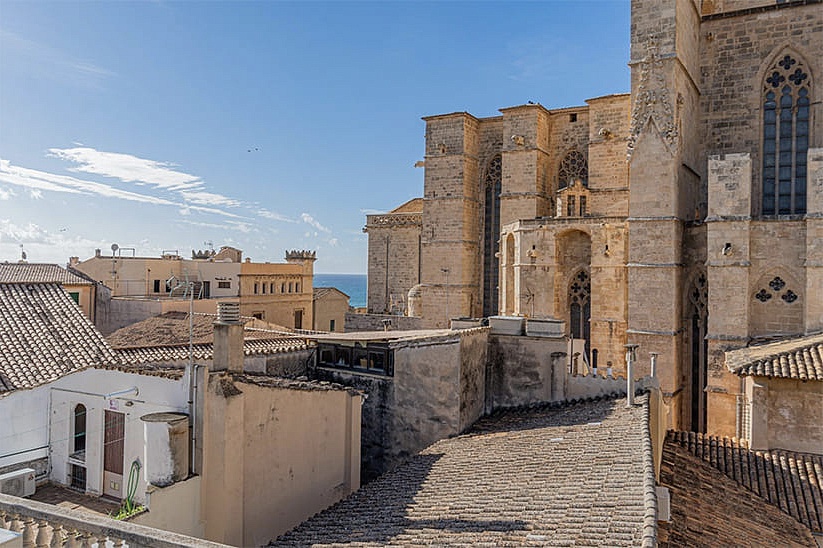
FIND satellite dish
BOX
[111,243,119,254]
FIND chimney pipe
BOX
[213,302,244,373]
[625,343,639,407]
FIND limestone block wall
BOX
[365,216,421,314]
[699,2,823,210]
[343,312,422,332]
[807,149,823,332]
[586,95,631,217]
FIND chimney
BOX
[95,248,101,258]
[213,302,244,373]
[69,257,79,266]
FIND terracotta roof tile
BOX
[274,396,655,547]
[0,282,115,393]
[0,263,93,285]
[667,430,823,534]
[726,333,823,381]
[659,433,816,546]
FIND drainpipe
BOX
[625,343,639,407]
[649,352,658,379]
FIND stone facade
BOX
[365,0,823,437]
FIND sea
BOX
[314,273,367,308]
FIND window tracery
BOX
[754,276,799,304]
[558,150,588,189]
[762,53,812,215]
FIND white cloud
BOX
[48,147,203,191]
[301,213,331,233]
[328,238,339,247]
[257,208,296,223]
[0,31,114,89]
[28,189,43,200]
[0,219,53,245]
[359,208,385,215]
[179,189,242,208]
[0,187,15,200]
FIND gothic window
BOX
[762,53,812,215]
[568,270,590,344]
[483,155,502,317]
[687,272,708,433]
[567,195,576,217]
[558,150,588,189]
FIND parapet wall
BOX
[344,313,422,332]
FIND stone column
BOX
[805,148,823,333]
[705,153,752,436]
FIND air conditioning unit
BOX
[0,468,36,498]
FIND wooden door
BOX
[103,410,125,498]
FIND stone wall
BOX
[343,312,422,332]
[0,457,48,480]
[748,376,823,454]
[486,335,627,410]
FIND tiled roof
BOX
[667,430,823,534]
[659,433,817,546]
[274,396,656,547]
[115,338,309,365]
[313,286,350,300]
[107,312,302,348]
[726,332,823,380]
[0,263,93,285]
[0,283,116,393]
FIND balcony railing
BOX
[0,493,229,548]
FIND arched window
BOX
[73,404,86,456]
[558,150,588,189]
[687,271,708,433]
[568,269,590,346]
[762,53,812,215]
[483,155,502,317]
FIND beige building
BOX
[72,246,316,331]
[313,287,350,332]
[366,0,823,437]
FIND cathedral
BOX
[365,0,821,435]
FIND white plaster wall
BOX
[46,368,188,502]
[0,388,50,470]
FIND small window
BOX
[569,113,577,122]
[262,283,266,294]
[289,282,294,293]
[252,311,264,320]
[68,292,80,304]
[319,345,335,364]
[70,464,86,491]
[218,281,231,289]
[281,282,286,293]
[153,280,161,293]
[567,195,576,217]
[73,404,86,456]
[334,347,351,366]
[253,283,259,295]
[329,319,336,332]
[579,195,587,216]
[295,282,300,293]
[270,283,275,293]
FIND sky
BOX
[0,0,630,274]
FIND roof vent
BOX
[218,301,241,323]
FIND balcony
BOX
[0,492,228,548]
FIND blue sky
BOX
[0,0,629,274]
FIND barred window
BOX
[762,53,812,215]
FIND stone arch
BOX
[749,270,804,337]
[482,154,502,317]
[556,229,592,359]
[757,46,814,216]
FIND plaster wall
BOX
[313,290,350,332]
[131,476,203,538]
[201,376,361,547]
